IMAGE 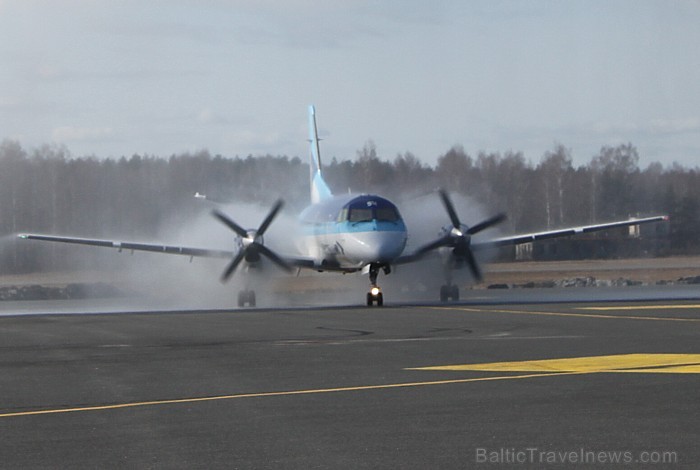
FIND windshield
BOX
[341,197,401,223]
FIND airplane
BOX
[18,106,668,307]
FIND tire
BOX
[376,292,384,307]
[440,285,449,302]
[249,290,256,307]
[450,285,459,301]
[366,293,374,306]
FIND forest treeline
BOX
[1,139,699,274]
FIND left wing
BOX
[471,215,668,251]
[397,215,668,265]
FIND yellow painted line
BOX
[410,353,700,374]
[614,365,700,373]
[580,304,700,311]
[0,372,588,419]
[7,354,698,419]
[427,306,700,322]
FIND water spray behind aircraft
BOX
[17,106,668,307]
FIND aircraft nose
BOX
[349,230,407,262]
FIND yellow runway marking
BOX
[5,354,699,419]
[428,306,700,322]
[580,304,700,311]
[0,371,588,419]
[410,353,700,374]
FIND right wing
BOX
[18,234,234,259]
[18,233,320,269]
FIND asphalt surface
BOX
[2,289,700,469]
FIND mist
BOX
[383,191,505,301]
[0,187,509,310]
[1,142,686,309]
[77,190,501,309]
[98,200,304,310]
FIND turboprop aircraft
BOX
[19,106,667,307]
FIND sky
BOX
[1,0,699,169]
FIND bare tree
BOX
[538,144,573,228]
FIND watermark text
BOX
[475,447,678,465]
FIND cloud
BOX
[575,117,700,139]
[217,1,401,49]
[36,64,62,80]
[228,129,280,146]
[221,128,288,155]
[649,118,700,135]
[196,108,228,125]
[0,94,19,109]
[51,126,114,143]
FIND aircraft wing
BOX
[471,215,668,250]
[17,234,235,259]
[17,233,324,269]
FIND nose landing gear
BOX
[366,263,389,307]
[367,286,383,306]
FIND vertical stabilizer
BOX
[308,105,333,203]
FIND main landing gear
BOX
[366,263,390,307]
[439,284,459,302]
[237,289,256,307]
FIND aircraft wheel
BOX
[367,288,383,307]
[238,290,256,307]
[451,285,459,301]
[440,285,449,302]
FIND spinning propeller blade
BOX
[464,248,482,282]
[439,189,462,232]
[416,190,506,282]
[212,210,248,238]
[257,199,284,236]
[213,199,290,281]
[467,213,507,235]
[257,244,292,272]
[221,250,246,282]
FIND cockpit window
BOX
[341,197,402,223]
[376,206,400,222]
[349,207,373,223]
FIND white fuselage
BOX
[296,194,408,271]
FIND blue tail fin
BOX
[308,105,333,203]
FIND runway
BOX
[1,290,699,468]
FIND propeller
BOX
[212,199,291,282]
[414,189,506,282]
